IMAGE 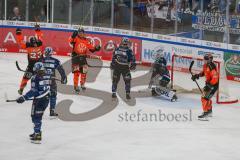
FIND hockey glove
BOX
[203,83,213,92]
[34,24,40,31]
[191,74,199,81]
[61,77,67,84]
[95,45,101,51]
[16,28,22,35]
[16,96,25,104]
[130,63,136,70]
[72,31,78,38]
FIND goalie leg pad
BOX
[154,87,177,101]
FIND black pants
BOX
[112,65,131,93]
[23,61,38,79]
[71,53,87,73]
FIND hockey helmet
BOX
[33,62,45,75]
[204,52,213,63]
[30,37,37,46]
[121,37,129,45]
[78,27,85,34]
[44,47,53,57]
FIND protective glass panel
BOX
[0,0,4,20]
[53,0,69,23]
[72,0,91,25]
[133,0,151,32]
[114,0,131,29]
[176,0,200,39]
[28,0,48,22]
[229,1,240,45]
[7,0,26,21]
[152,0,176,34]
[93,0,111,27]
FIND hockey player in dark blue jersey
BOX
[149,50,177,102]
[42,47,67,117]
[111,37,136,100]
[16,62,51,143]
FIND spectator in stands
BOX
[8,6,25,21]
[135,0,147,16]
[38,8,47,22]
[219,0,227,13]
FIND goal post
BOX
[170,54,238,104]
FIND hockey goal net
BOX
[170,54,238,104]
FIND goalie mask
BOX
[154,47,164,60]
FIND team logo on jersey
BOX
[76,43,87,54]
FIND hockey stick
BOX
[189,61,203,94]
[16,61,62,82]
[88,64,111,68]
[4,92,34,102]
[4,92,18,102]
[16,61,26,72]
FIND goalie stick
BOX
[15,61,62,82]
[189,61,203,94]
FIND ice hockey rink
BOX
[0,52,240,160]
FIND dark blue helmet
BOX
[44,47,53,57]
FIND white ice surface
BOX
[0,52,240,160]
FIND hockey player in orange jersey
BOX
[191,53,219,120]
[15,25,44,95]
[69,27,101,93]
